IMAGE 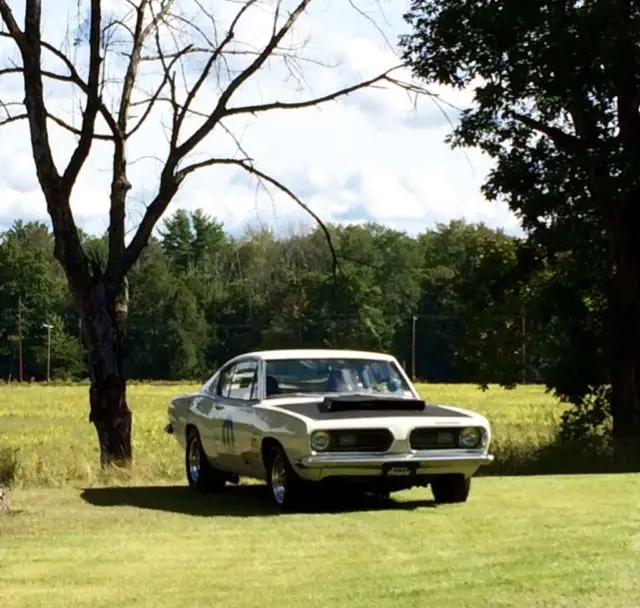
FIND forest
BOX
[1,209,553,388]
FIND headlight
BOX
[459,427,482,449]
[310,431,331,451]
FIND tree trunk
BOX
[80,275,132,467]
[607,193,640,441]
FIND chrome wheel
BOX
[188,438,200,483]
[270,454,287,505]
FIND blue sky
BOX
[0,0,522,238]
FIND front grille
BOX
[410,427,460,450]
[326,429,393,452]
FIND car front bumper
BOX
[294,451,494,481]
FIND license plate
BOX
[387,465,412,476]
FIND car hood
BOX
[258,393,486,429]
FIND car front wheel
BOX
[266,445,305,511]
[185,429,226,493]
[431,474,471,504]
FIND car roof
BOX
[240,349,396,362]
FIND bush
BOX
[0,446,18,487]
[558,385,612,442]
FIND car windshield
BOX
[264,358,413,399]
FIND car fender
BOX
[167,395,194,450]
[250,405,312,471]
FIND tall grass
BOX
[0,382,635,488]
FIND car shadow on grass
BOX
[80,484,436,517]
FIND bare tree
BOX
[0,0,428,466]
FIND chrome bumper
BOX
[296,451,494,469]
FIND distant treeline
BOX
[0,211,554,385]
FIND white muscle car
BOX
[164,349,493,510]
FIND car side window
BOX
[215,365,233,398]
[217,360,258,401]
[200,373,218,396]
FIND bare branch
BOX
[0,0,90,293]
[225,67,405,118]
[0,32,122,142]
[121,187,178,275]
[37,36,120,137]
[511,111,586,153]
[126,45,193,138]
[151,8,181,151]
[347,0,394,54]
[48,112,114,141]
[0,1,23,47]
[140,47,337,69]
[179,157,341,281]
[174,0,312,162]
[118,0,174,134]
[0,112,27,127]
[122,0,319,275]
[172,0,260,148]
[108,0,175,281]
[62,0,103,192]
[0,99,23,112]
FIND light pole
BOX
[43,323,53,382]
[411,315,417,382]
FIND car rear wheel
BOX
[266,445,305,511]
[431,474,471,504]
[185,429,226,493]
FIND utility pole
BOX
[43,323,53,382]
[17,297,23,383]
[520,307,527,385]
[411,315,417,381]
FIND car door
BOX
[191,372,227,464]
[212,358,260,474]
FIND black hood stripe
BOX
[271,398,471,421]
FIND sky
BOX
[0,0,523,239]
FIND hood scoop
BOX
[319,395,427,413]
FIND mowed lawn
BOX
[2,383,639,607]
[0,382,562,487]
[1,476,640,607]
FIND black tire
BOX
[185,429,226,493]
[431,474,471,504]
[265,444,306,511]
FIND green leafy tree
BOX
[159,210,194,274]
[410,221,526,383]
[126,239,209,380]
[0,222,77,380]
[400,0,640,439]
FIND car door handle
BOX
[214,404,224,410]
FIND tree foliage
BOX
[400,0,640,439]
[0,214,542,388]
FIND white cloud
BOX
[0,0,521,240]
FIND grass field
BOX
[1,476,640,607]
[2,383,640,607]
[0,382,569,488]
